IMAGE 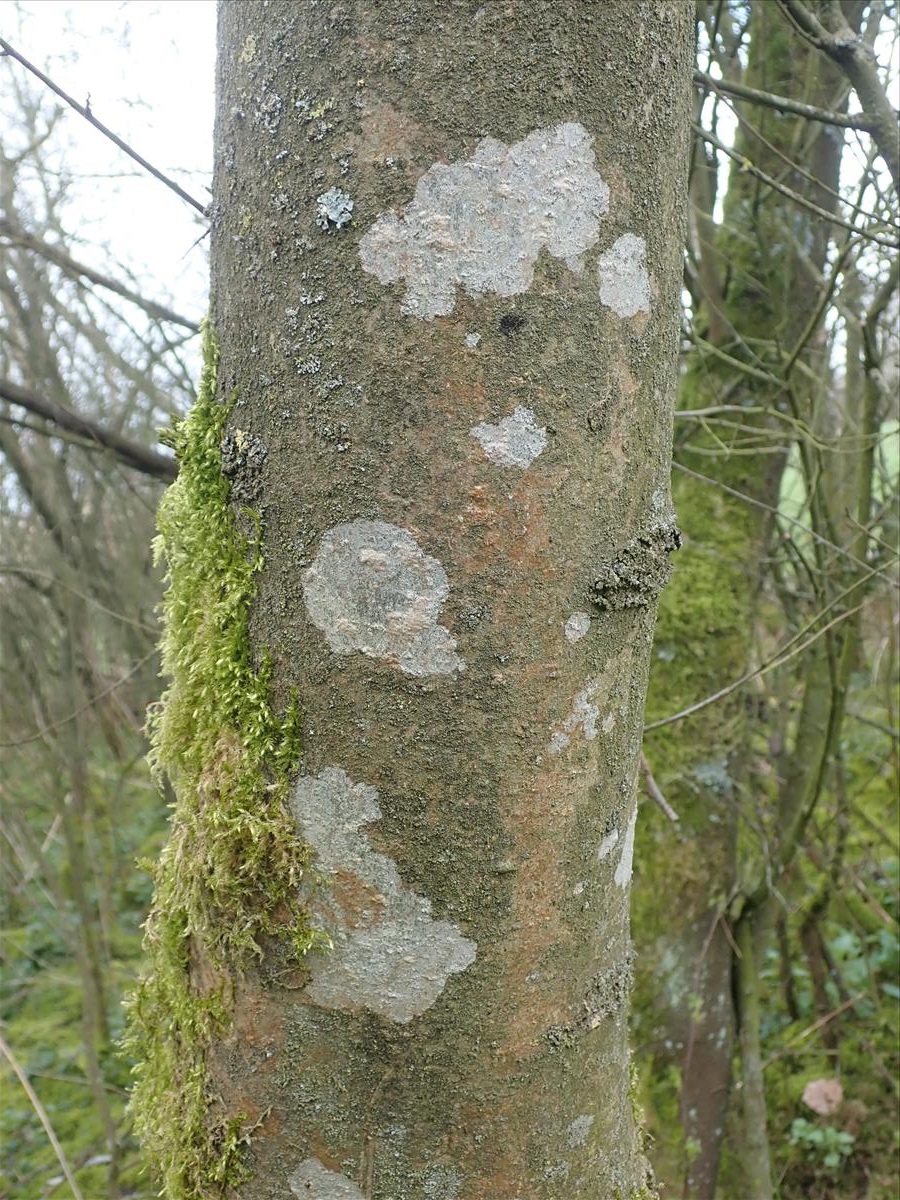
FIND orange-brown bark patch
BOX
[329,868,387,928]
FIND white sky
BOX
[1,0,216,323]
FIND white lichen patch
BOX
[597,829,619,861]
[464,332,481,349]
[303,519,463,676]
[470,406,547,469]
[614,805,637,888]
[567,1114,595,1148]
[291,768,477,1023]
[316,187,353,231]
[549,677,602,754]
[289,1158,365,1199]
[238,33,257,65]
[597,233,651,317]
[423,1165,463,1199]
[359,121,609,318]
[564,611,590,643]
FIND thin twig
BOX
[695,124,899,249]
[0,650,156,748]
[761,993,864,1069]
[0,37,207,215]
[639,753,680,822]
[0,1032,85,1200]
[0,566,159,632]
[644,604,863,732]
[673,462,899,587]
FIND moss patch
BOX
[124,326,320,1199]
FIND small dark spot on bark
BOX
[499,312,525,336]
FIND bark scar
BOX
[591,519,681,611]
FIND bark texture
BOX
[173,4,691,1197]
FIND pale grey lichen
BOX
[423,1165,463,1199]
[359,122,610,318]
[550,678,602,754]
[289,1158,365,1199]
[316,187,353,231]
[567,1114,595,1148]
[597,829,619,861]
[597,233,651,317]
[291,768,477,1023]
[470,406,547,469]
[256,90,283,134]
[302,519,463,676]
[614,805,637,888]
[564,611,591,643]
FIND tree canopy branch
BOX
[693,68,878,131]
[0,218,201,331]
[775,0,900,191]
[695,124,900,249]
[0,36,208,215]
[0,377,177,481]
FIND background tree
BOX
[0,20,206,1197]
[632,3,899,1198]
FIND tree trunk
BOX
[634,3,855,1196]
[130,3,692,1197]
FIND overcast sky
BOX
[2,2,896,330]
[1,0,216,321]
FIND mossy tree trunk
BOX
[633,3,856,1197]
[130,4,692,1198]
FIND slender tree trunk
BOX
[635,3,855,1196]
[131,4,693,1197]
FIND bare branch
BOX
[775,0,900,191]
[0,217,201,331]
[695,124,899,248]
[0,377,177,481]
[639,753,680,823]
[0,36,208,215]
[693,68,879,131]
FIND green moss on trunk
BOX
[123,327,321,1199]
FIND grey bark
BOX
[206,3,692,1197]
